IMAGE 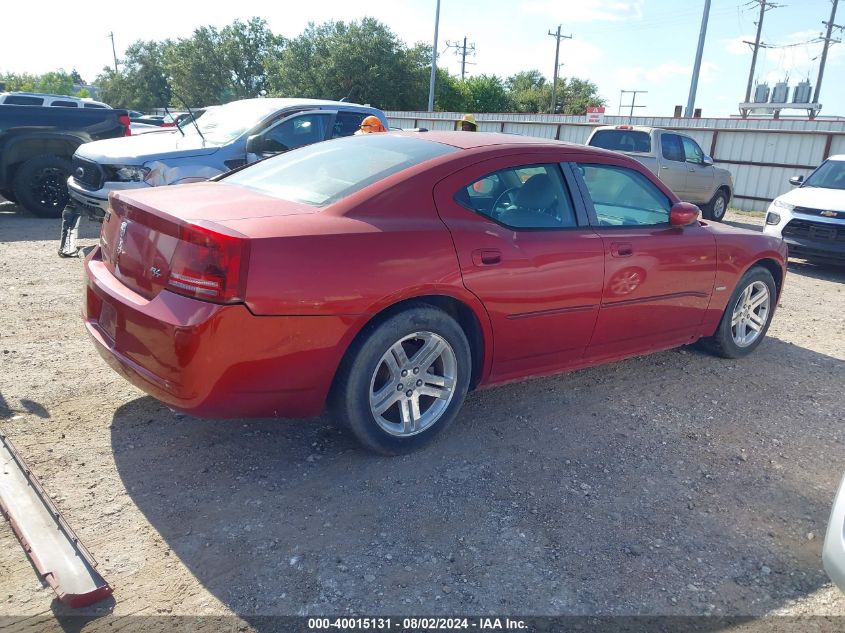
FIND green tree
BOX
[507,70,551,113]
[0,72,39,91]
[556,77,605,115]
[37,70,75,95]
[97,40,171,109]
[270,18,430,110]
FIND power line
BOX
[813,0,842,103]
[743,0,781,104]
[548,25,572,114]
[444,37,476,80]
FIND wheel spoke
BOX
[731,310,742,327]
[737,320,748,343]
[746,318,762,333]
[399,398,417,434]
[740,285,752,306]
[382,350,402,381]
[418,384,452,400]
[423,373,455,389]
[410,337,445,373]
[748,311,765,327]
[749,291,768,310]
[390,341,410,367]
[372,385,400,415]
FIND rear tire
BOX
[699,266,776,359]
[703,188,728,222]
[12,154,72,218]
[331,306,471,455]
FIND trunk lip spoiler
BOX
[0,428,113,608]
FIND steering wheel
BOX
[491,187,520,216]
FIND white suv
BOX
[0,92,111,109]
[763,155,845,262]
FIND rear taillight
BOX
[119,114,132,136]
[167,222,250,304]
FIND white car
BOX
[824,474,845,592]
[763,155,845,262]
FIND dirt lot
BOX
[1,199,844,630]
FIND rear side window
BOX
[578,163,670,227]
[224,134,456,207]
[84,103,107,109]
[661,133,685,162]
[333,112,368,138]
[589,130,651,153]
[455,164,578,229]
[4,95,43,105]
[52,100,79,107]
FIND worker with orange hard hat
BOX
[358,115,387,134]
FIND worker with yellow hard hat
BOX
[459,114,478,131]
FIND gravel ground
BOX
[0,199,844,630]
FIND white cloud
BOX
[615,61,717,85]
[725,35,753,56]
[520,0,644,23]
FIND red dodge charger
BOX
[83,132,787,454]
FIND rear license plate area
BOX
[99,301,117,342]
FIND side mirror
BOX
[703,154,714,166]
[245,134,265,154]
[789,175,804,186]
[670,202,700,227]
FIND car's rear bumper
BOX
[824,474,845,592]
[83,248,353,419]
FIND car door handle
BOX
[610,242,633,257]
[472,249,502,266]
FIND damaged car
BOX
[67,98,388,219]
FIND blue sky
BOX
[2,0,843,117]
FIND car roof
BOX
[226,97,381,111]
[827,154,845,162]
[388,130,610,155]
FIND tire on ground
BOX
[330,305,472,455]
[703,188,729,222]
[699,265,777,359]
[12,154,72,218]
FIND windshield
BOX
[181,101,284,144]
[803,159,845,190]
[222,134,457,207]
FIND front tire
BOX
[703,189,728,222]
[331,306,472,455]
[12,154,72,218]
[700,266,777,358]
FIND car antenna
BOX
[158,84,185,138]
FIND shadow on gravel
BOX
[108,337,844,619]
[787,259,845,283]
[0,200,100,243]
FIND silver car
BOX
[824,474,845,591]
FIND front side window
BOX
[802,159,845,191]
[333,112,368,138]
[681,136,705,165]
[262,113,332,152]
[454,164,577,229]
[661,133,685,162]
[578,163,671,227]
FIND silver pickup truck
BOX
[586,125,733,221]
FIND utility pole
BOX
[108,31,118,73]
[813,0,842,104]
[548,25,572,113]
[445,36,477,80]
[620,90,647,122]
[427,0,441,112]
[685,0,711,117]
[743,0,779,103]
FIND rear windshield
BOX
[589,130,652,153]
[223,134,457,207]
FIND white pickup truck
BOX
[586,125,733,221]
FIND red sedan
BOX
[83,132,787,454]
